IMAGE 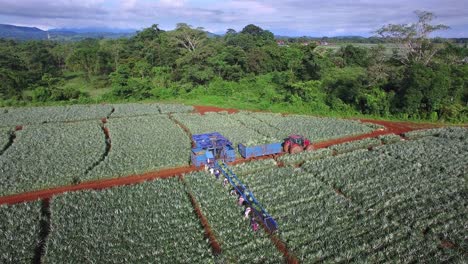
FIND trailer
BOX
[238,142,283,159]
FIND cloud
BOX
[0,0,108,19]
[0,0,466,37]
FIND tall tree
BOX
[171,23,207,53]
[375,11,449,65]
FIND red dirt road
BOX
[313,118,439,149]
[0,166,200,205]
[193,105,239,115]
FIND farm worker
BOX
[230,188,238,196]
[209,167,214,175]
[251,218,259,232]
[204,164,208,171]
[223,178,228,187]
[238,196,245,206]
[214,169,220,180]
[244,207,252,219]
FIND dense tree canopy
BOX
[0,12,466,122]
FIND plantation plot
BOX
[0,104,112,127]
[111,103,162,118]
[299,128,468,257]
[0,200,43,263]
[245,112,378,142]
[87,115,191,180]
[0,127,12,153]
[173,112,272,148]
[111,103,194,118]
[0,122,104,196]
[403,126,467,140]
[329,137,382,154]
[238,165,465,262]
[184,172,283,263]
[230,158,277,175]
[174,111,377,150]
[276,148,332,165]
[45,178,213,263]
[158,103,194,114]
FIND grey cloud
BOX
[0,1,108,20]
[0,0,466,36]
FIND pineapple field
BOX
[0,103,466,263]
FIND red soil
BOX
[312,119,438,149]
[182,177,222,255]
[270,235,299,264]
[193,105,239,115]
[0,166,200,205]
[256,217,299,264]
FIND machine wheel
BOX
[305,144,314,151]
[283,142,290,153]
[290,145,303,154]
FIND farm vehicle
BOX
[190,132,315,233]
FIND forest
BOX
[0,11,467,122]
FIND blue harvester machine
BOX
[191,132,279,233]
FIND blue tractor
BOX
[191,132,236,167]
[191,132,278,233]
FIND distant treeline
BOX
[276,36,468,45]
[1,16,467,122]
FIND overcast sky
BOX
[0,0,466,37]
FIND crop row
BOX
[299,128,467,259]
[243,112,378,142]
[377,133,403,144]
[0,105,113,127]
[0,122,104,196]
[44,178,212,263]
[330,137,382,154]
[0,127,12,153]
[238,167,464,262]
[184,171,283,263]
[88,115,191,179]
[173,112,270,151]
[111,103,194,118]
[173,111,378,148]
[230,158,278,176]
[0,103,193,127]
[404,126,467,140]
[276,148,333,165]
[0,200,43,263]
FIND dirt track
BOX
[0,166,200,205]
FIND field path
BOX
[0,166,200,205]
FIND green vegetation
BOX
[45,178,213,263]
[88,115,191,180]
[173,111,376,149]
[0,104,112,127]
[0,122,104,196]
[237,127,467,261]
[0,201,43,263]
[0,12,466,122]
[0,127,12,151]
[0,103,379,194]
[184,171,283,263]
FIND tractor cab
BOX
[288,134,305,146]
[283,134,313,154]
